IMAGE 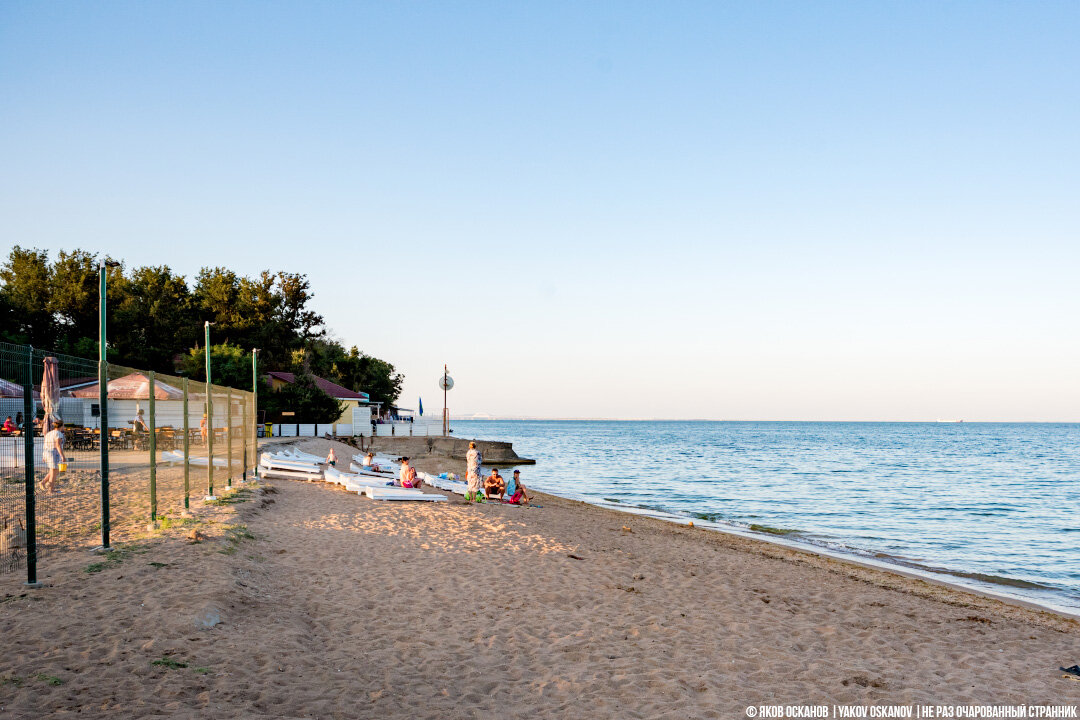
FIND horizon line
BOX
[448,417,1080,424]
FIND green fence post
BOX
[98,264,111,550]
[205,320,214,500]
[23,346,40,587]
[148,371,157,526]
[183,378,190,510]
[252,349,258,479]
[226,388,233,488]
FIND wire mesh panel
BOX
[152,370,200,517]
[0,343,31,575]
[0,340,257,581]
[29,347,103,563]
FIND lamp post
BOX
[439,366,454,437]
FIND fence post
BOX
[206,378,214,501]
[23,346,40,587]
[98,264,111,551]
[148,372,157,526]
[98,360,110,551]
[183,378,190,511]
[251,349,258,479]
[226,389,233,488]
[242,389,248,483]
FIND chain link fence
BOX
[0,341,256,583]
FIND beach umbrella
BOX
[418,397,423,416]
[41,356,60,433]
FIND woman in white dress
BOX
[42,420,67,494]
[465,441,482,500]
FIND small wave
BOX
[749,524,800,536]
[940,570,1054,590]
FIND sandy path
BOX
[1,440,1078,718]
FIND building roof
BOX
[0,378,39,399]
[67,372,185,400]
[265,371,370,401]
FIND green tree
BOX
[112,265,196,370]
[302,340,403,408]
[0,246,54,346]
[178,343,253,390]
[49,249,100,354]
[261,372,344,424]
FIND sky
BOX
[1,1,1078,421]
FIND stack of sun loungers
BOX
[255,448,447,502]
[323,464,446,502]
[258,452,324,481]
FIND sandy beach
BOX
[1,437,1078,719]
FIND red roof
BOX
[0,378,39,399]
[265,372,370,401]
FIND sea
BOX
[453,420,1080,614]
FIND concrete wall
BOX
[359,436,535,465]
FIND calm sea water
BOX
[454,420,1080,613]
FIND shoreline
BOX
[573,496,1080,621]
[1,435,1078,716]
[299,436,1080,622]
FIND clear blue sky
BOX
[2,1,1078,420]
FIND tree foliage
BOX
[0,246,403,413]
[261,372,345,424]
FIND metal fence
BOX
[0,341,256,584]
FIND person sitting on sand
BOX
[399,458,422,489]
[484,468,506,501]
[506,470,530,505]
[361,451,380,472]
[41,420,66,494]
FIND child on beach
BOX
[326,447,337,467]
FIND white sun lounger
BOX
[418,472,468,496]
[162,451,228,467]
[348,462,396,479]
[261,452,320,468]
[259,466,324,481]
[363,486,447,502]
[278,447,326,463]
